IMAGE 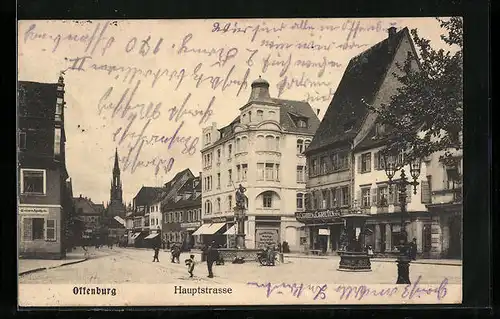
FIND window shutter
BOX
[374,152,379,170]
[23,218,32,241]
[356,156,361,174]
[367,154,372,173]
[406,184,412,203]
[371,188,378,207]
[421,180,431,203]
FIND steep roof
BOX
[133,186,165,207]
[164,193,202,210]
[18,81,58,119]
[177,176,201,194]
[73,197,101,216]
[305,28,408,154]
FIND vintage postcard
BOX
[17,17,463,307]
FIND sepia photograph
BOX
[17,17,463,306]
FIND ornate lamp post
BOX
[382,151,422,284]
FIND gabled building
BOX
[163,174,202,250]
[18,75,74,259]
[299,27,420,254]
[73,195,104,236]
[199,77,320,250]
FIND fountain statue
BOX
[337,211,372,272]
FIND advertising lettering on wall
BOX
[295,209,342,223]
[255,228,279,249]
[19,207,50,215]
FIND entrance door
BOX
[448,215,462,259]
[380,224,386,253]
[422,224,432,258]
[318,235,328,253]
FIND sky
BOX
[17,18,455,205]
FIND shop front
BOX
[18,205,63,259]
[295,209,346,254]
[254,216,281,249]
[192,217,231,247]
[180,221,202,250]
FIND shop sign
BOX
[255,228,279,248]
[180,221,201,228]
[295,209,341,222]
[19,206,49,215]
[211,217,227,223]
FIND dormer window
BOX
[375,123,386,136]
[257,110,264,121]
[297,119,307,128]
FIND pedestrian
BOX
[367,245,374,257]
[153,243,160,262]
[171,244,180,263]
[205,241,219,278]
[185,254,195,278]
[162,238,166,250]
[409,238,417,260]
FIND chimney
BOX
[248,76,271,102]
[388,26,397,38]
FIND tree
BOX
[367,17,463,164]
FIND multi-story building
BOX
[299,27,420,254]
[199,77,320,250]
[163,174,202,249]
[73,195,104,237]
[129,186,165,247]
[18,75,74,259]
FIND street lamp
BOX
[382,150,421,284]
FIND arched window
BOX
[205,200,212,215]
[297,139,304,154]
[269,110,275,118]
[256,135,265,150]
[296,193,304,209]
[241,136,248,151]
[263,191,273,208]
[304,139,311,150]
[235,138,240,152]
[257,110,264,121]
[275,137,280,151]
[216,197,221,212]
[228,195,233,210]
[266,135,275,150]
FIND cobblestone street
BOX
[19,247,461,285]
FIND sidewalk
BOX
[283,252,462,266]
[18,247,110,276]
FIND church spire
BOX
[113,148,120,174]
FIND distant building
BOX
[18,75,74,259]
[199,77,320,250]
[105,149,126,219]
[163,174,202,249]
[73,195,104,238]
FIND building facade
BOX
[18,75,74,259]
[73,195,104,240]
[199,77,320,251]
[299,27,421,254]
[163,175,202,249]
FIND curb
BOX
[283,254,461,266]
[19,267,47,276]
[19,258,88,276]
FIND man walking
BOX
[205,241,219,278]
[153,243,160,262]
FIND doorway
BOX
[422,224,432,258]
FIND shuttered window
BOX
[23,217,33,241]
[46,219,57,241]
[421,180,431,203]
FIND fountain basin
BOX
[337,251,372,272]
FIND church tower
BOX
[107,148,125,218]
[110,148,123,202]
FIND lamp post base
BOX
[235,234,246,249]
[396,255,411,284]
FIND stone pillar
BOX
[430,217,442,258]
[326,229,331,252]
[247,216,255,249]
[375,224,381,252]
[442,220,450,257]
[415,220,423,253]
[385,224,392,252]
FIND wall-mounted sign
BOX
[19,206,49,215]
[295,209,341,223]
[211,217,227,223]
[180,221,202,229]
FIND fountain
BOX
[337,212,372,272]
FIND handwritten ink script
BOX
[20,18,400,176]
[247,276,448,302]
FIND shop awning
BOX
[207,222,226,234]
[130,232,141,239]
[319,229,330,235]
[223,224,237,235]
[144,233,159,239]
[192,224,213,235]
